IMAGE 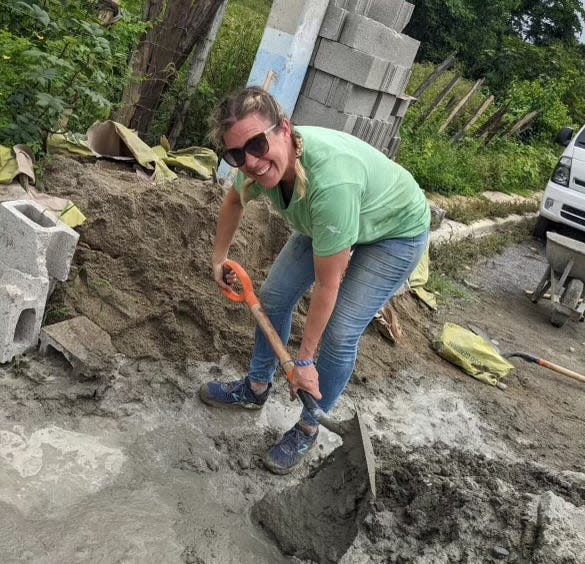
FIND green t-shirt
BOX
[234,126,430,256]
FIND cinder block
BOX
[292,95,358,132]
[319,4,348,40]
[371,93,398,121]
[350,116,394,150]
[364,0,414,32]
[313,39,389,90]
[380,64,411,96]
[339,13,420,66]
[393,95,414,118]
[0,267,49,363]
[394,1,415,32]
[304,68,378,116]
[385,135,401,159]
[0,200,79,282]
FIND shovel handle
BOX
[221,259,259,308]
[219,260,341,430]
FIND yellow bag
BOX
[433,322,514,387]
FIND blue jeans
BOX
[248,230,429,426]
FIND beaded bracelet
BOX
[293,358,314,367]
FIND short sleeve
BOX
[309,182,362,256]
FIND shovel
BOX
[222,259,376,562]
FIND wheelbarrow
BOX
[531,232,585,327]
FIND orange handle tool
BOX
[221,259,293,379]
[220,260,341,433]
[221,259,260,308]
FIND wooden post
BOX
[421,74,461,122]
[168,0,228,148]
[438,78,484,133]
[411,52,457,103]
[476,105,509,138]
[501,111,539,139]
[452,95,494,142]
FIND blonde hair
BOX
[209,86,308,204]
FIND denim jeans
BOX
[248,230,429,426]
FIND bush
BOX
[398,64,564,197]
[0,0,145,154]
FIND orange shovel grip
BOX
[221,259,259,308]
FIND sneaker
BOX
[263,423,319,475]
[199,378,270,410]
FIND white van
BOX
[534,125,585,238]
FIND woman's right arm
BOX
[212,185,244,290]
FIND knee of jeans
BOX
[320,322,359,360]
[258,282,288,314]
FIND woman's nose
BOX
[244,151,261,169]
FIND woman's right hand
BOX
[213,260,237,291]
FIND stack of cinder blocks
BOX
[0,200,78,363]
[292,0,418,158]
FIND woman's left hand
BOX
[288,363,322,401]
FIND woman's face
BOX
[223,112,295,189]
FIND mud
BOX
[1,156,585,562]
[253,415,374,563]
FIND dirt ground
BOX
[1,157,584,563]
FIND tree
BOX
[511,0,585,45]
[115,0,226,141]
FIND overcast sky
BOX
[580,0,585,42]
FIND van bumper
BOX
[539,181,585,233]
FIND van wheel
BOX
[533,216,550,240]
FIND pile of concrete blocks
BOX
[292,0,418,158]
[0,200,79,363]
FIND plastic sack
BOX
[433,322,514,387]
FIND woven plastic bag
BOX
[433,322,515,387]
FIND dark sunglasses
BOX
[223,124,277,168]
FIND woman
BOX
[200,86,430,474]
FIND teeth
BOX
[256,163,271,176]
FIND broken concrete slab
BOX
[39,316,117,378]
[532,491,585,562]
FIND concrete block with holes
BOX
[0,200,79,363]
[0,268,50,363]
[0,200,79,282]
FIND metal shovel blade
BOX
[252,410,376,563]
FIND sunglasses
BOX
[223,124,277,168]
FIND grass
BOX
[440,198,539,224]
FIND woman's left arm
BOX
[289,247,351,399]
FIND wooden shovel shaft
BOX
[250,303,294,377]
[506,352,585,384]
[539,359,585,384]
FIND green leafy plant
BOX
[0,0,146,153]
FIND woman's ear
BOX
[280,118,292,136]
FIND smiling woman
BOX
[200,86,431,474]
